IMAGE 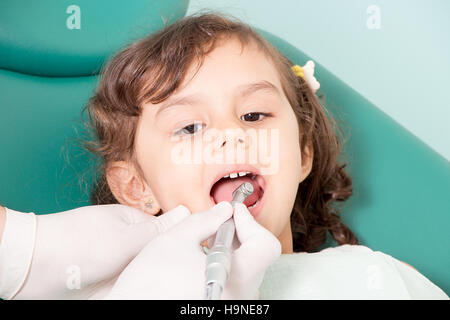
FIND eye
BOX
[240,112,273,122]
[174,122,205,135]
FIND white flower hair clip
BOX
[291,60,320,93]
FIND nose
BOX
[219,126,250,149]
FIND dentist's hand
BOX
[105,202,281,300]
[2,204,189,299]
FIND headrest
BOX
[0,0,189,77]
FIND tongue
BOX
[211,176,262,207]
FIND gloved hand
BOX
[105,202,281,300]
[0,204,189,299]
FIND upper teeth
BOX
[223,171,251,179]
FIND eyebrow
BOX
[155,80,281,117]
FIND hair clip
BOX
[291,65,305,78]
[291,60,320,93]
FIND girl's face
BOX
[133,38,312,252]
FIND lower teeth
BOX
[248,200,259,209]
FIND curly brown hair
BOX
[83,11,358,252]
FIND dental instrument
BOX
[204,182,254,300]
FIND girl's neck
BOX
[279,222,294,254]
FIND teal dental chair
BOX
[1,0,449,295]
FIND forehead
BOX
[178,37,283,96]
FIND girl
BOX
[82,12,447,299]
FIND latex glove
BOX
[0,204,189,300]
[105,202,281,300]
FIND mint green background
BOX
[188,0,450,162]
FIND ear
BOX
[106,161,161,215]
[299,142,314,183]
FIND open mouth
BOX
[209,170,266,216]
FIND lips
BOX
[208,166,266,216]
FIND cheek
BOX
[139,153,197,210]
[136,141,210,213]
[136,124,214,213]
[135,133,185,208]
[258,111,301,236]
[279,112,303,181]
